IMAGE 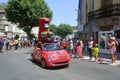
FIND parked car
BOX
[31,42,70,68]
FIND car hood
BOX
[44,50,69,57]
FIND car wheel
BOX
[41,59,46,68]
[66,64,69,67]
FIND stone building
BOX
[0,10,38,39]
[77,0,120,54]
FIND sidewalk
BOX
[82,52,120,67]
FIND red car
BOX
[31,42,70,68]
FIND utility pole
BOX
[90,0,94,37]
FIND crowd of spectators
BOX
[0,35,36,53]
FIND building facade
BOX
[0,10,38,39]
[77,0,120,54]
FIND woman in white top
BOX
[88,37,93,60]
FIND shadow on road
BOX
[27,58,69,70]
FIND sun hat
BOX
[110,37,116,40]
[89,37,93,40]
[95,44,98,47]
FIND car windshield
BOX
[43,43,63,51]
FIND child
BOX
[92,44,99,62]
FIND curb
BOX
[83,56,120,66]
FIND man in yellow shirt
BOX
[14,39,18,50]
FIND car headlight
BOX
[48,54,53,61]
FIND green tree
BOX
[56,24,73,38]
[4,0,53,38]
[49,24,57,35]
[71,26,77,30]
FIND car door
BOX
[34,48,41,61]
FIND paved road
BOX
[0,47,120,80]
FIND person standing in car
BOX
[61,39,66,49]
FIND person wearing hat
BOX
[88,37,94,60]
[92,44,99,62]
[107,36,118,65]
[61,39,66,49]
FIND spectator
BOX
[14,39,19,50]
[88,37,93,60]
[73,40,78,58]
[67,38,73,57]
[92,44,99,62]
[9,39,14,50]
[80,39,84,56]
[0,36,4,53]
[107,36,118,65]
[4,37,9,50]
[76,40,83,59]
[84,39,88,53]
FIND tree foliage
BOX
[56,24,73,38]
[4,0,53,38]
[49,24,57,35]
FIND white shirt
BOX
[88,40,93,48]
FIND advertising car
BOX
[31,42,70,68]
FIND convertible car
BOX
[31,42,70,68]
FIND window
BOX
[44,23,49,28]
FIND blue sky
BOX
[0,0,79,26]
